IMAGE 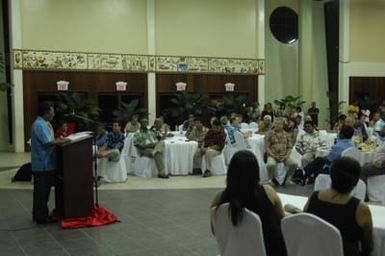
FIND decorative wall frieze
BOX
[13,49,265,75]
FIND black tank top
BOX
[306,191,364,256]
[246,186,287,256]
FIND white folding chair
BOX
[211,203,266,256]
[282,213,344,256]
[314,174,367,201]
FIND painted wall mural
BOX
[13,49,265,75]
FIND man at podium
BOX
[31,102,68,224]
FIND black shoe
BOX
[282,174,289,186]
[203,170,211,178]
[192,168,203,175]
[35,216,58,224]
[158,174,169,179]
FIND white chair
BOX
[341,147,362,163]
[233,130,247,150]
[282,213,344,256]
[249,122,258,130]
[367,175,385,205]
[211,203,266,256]
[201,151,227,176]
[314,174,367,201]
[240,122,249,129]
[131,145,158,178]
[121,133,136,175]
[97,157,128,183]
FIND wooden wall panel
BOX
[23,71,147,149]
[349,77,385,112]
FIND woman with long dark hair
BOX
[211,150,287,256]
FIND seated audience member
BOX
[361,144,385,184]
[369,111,380,128]
[220,116,235,145]
[265,118,297,185]
[151,118,170,140]
[376,126,385,147]
[295,121,326,169]
[201,119,226,177]
[304,157,373,256]
[158,115,170,133]
[258,115,273,134]
[182,113,195,131]
[284,117,299,142]
[94,124,108,148]
[133,117,168,179]
[97,121,125,162]
[231,115,252,138]
[261,102,275,121]
[275,102,288,119]
[324,125,355,172]
[332,114,347,132]
[353,114,369,143]
[124,114,140,133]
[294,106,305,129]
[211,150,287,256]
[186,118,209,174]
[374,111,385,136]
[54,120,69,138]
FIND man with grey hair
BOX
[265,118,297,185]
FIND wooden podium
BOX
[55,134,94,219]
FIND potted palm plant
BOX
[112,99,147,124]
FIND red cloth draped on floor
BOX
[60,204,118,229]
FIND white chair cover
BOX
[341,147,362,163]
[97,157,128,183]
[211,203,267,256]
[234,131,247,150]
[121,133,136,175]
[133,154,158,178]
[275,163,288,185]
[367,174,385,205]
[240,122,249,129]
[314,174,367,201]
[249,122,258,129]
[282,213,344,256]
[201,151,227,176]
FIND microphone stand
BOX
[67,113,100,206]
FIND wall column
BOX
[298,0,313,103]
[257,0,265,107]
[339,0,350,112]
[10,0,24,152]
[147,0,156,125]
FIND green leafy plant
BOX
[326,90,346,129]
[273,95,306,116]
[112,99,147,122]
[208,94,249,117]
[55,92,100,129]
[165,92,209,123]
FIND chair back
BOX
[233,130,247,150]
[341,147,362,162]
[211,203,266,256]
[281,213,344,256]
[314,174,367,201]
[249,122,258,129]
[240,122,249,129]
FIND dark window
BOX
[269,7,298,44]
[98,93,143,123]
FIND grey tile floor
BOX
[0,185,313,256]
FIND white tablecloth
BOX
[316,148,376,166]
[279,193,385,256]
[164,136,198,175]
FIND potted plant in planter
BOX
[112,99,147,125]
[164,92,209,128]
[55,92,100,132]
[208,94,249,118]
[273,95,306,117]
